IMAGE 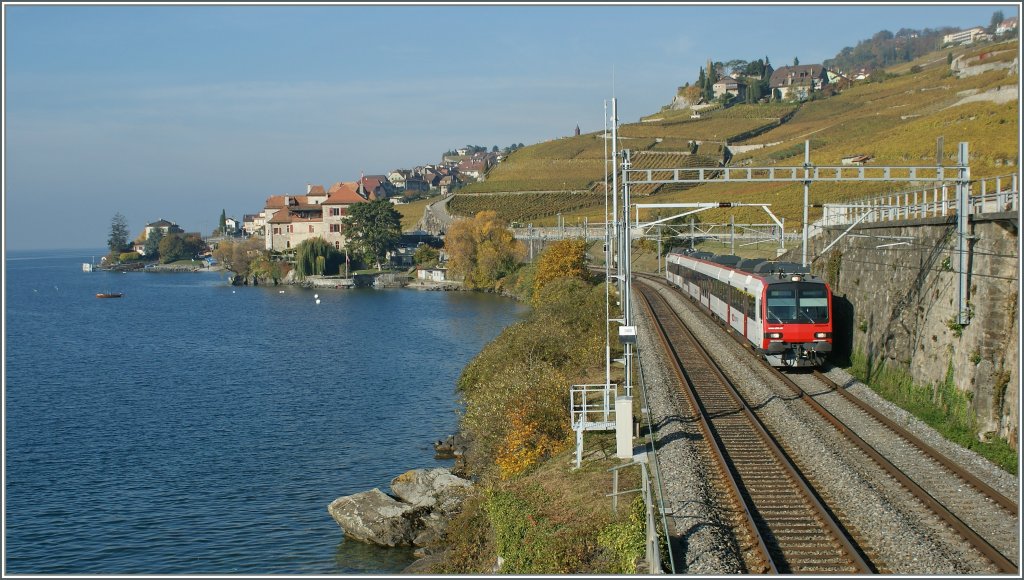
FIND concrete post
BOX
[616,396,633,459]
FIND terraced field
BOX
[448,191,607,223]
[452,39,1017,229]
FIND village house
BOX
[144,218,185,239]
[358,175,397,199]
[712,76,746,100]
[417,267,447,283]
[132,219,187,255]
[438,175,457,195]
[826,69,852,89]
[404,173,429,192]
[769,64,829,101]
[943,27,991,46]
[223,217,242,236]
[387,169,411,190]
[243,213,263,237]
[456,158,488,180]
[263,182,368,252]
[996,17,1018,37]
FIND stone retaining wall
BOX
[802,215,1019,447]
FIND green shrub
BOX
[597,495,646,574]
[847,352,1016,472]
[119,251,141,262]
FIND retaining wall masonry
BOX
[803,217,1018,448]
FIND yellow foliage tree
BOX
[495,407,567,480]
[445,211,525,290]
[532,239,590,302]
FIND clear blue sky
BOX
[3,2,1017,250]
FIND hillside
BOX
[451,39,1019,230]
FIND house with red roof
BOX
[262,182,370,252]
[358,175,397,200]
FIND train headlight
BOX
[790,275,803,282]
[815,332,832,339]
[767,332,783,339]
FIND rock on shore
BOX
[327,467,472,549]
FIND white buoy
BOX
[232,290,236,294]
[279,290,285,294]
[316,299,321,305]
[314,293,319,299]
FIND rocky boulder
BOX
[327,488,418,547]
[390,468,472,514]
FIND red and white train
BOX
[665,250,833,368]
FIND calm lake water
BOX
[4,249,526,574]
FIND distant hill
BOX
[824,27,958,74]
[451,38,1019,230]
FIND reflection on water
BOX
[333,538,417,574]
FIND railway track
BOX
[636,283,874,574]
[635,272,1019,574]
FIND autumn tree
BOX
[213,237,265,279]
[343,199,402,270]
[413,244,440,267]
[445,210,525,290]
[158,233,205,263]
[532,239,589,303]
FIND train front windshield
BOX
[765,283,829,324]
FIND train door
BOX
[749,288,764,347]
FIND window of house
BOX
[309,225,314,233]
[287,225,293,233]
[330,207,340,216]
[286,241,291,248]
[273,227,280,235]
[330,224,340,233]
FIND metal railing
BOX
[814,174,1018,235]
[608,459,666,575]
[602,306,676,574]
[570,383,616,431]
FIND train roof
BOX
[672,250,820,281]
[751,261,810,275]
[708,254,741,267]
[737,258,767,271]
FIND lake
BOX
[3,249,526,574]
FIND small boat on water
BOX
[96,293,124,299]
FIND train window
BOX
[798,286,830,323]
[766,286,797,323]
[766,284,830,323]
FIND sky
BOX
[3,2,1018,251]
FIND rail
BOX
[636,280,874,573]
[635,333,676,574]
[639,272,1019,574]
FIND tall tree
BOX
[107,213,131,255]
[143,228,164,258]
[445,210,524,290]
[294,237,341,278]
[990,10,1005,33]
[532,239,589,304]
[218,209,227,235]
[342,199,402,270]
[213,237,266,279]
[158,234,186,264]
